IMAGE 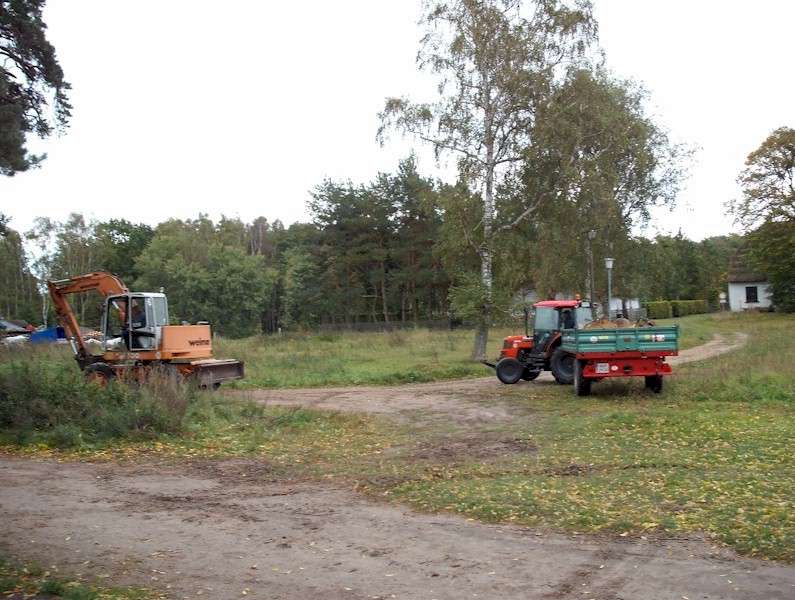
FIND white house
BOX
[727,249,772,312]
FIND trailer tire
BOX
[521,368,541,381]
[550,348,575,385]
[645,375,663,393]
[574,360,591,396]
[496,357,524,384]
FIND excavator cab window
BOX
[104,297,128,349]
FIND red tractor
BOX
[485,299,594,385]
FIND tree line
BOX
[1,162,743,338]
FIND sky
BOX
[1,0,793,241]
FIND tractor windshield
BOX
[533,307,559,331]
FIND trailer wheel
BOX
[645,375,663,393]
[574,360,591,396]
[84,363,115,387]
[495,357,524,384]
[521,368,541,381]
[550,348,575,385]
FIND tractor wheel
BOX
[574,360,591,396]
[645,375,663,393]
[495,357,524,384]
[550,348,575,385]
[84,363,115,387]
[521,368,541,381]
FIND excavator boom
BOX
[47,272,128,363]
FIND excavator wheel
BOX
[84,363,116,387]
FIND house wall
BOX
[728,282,772,311]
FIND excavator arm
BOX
[47,272,129,366]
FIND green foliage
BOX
[644,300,708,319]
[0,0,72,175]
[642,301,672,319]
[731,127,795,311]
[0,347,192,447]
[669,299,709,317]
[135,218,276,337]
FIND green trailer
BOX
[561,325,679,396]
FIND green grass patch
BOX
[215,327,515,388]
[0,556,164,599]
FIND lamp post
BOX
[587,230,597,320]
[604,257,614,319]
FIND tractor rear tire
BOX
[521,368,541,381]
[550,348,575,385]
[496,357,524,384]
[574,360,591,396]
[645,375,663,393]
[84,363,115,387]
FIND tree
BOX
[732,127,795,312]
[379,0,596,359]
[1,0,71,175]
[732,127,795,228]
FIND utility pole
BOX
[587,229,597,320]
[605,257,614,319]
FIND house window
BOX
[745,286,759,303]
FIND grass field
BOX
[3,312,795,562]
[216,326,517,388]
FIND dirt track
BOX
[5,330,790,600]
[2,455,795,600]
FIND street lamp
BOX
[604,257,614,319]
[587,230,597,320]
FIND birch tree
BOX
[379,0,595,359]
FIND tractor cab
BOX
[102,293,169,352]
[488,298,593,385]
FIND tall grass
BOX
[0,346,193,448]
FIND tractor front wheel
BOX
[550,348,575,385]
[495,357,524,384]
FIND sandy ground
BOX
[5,330,789,600]
[2,456,794,600]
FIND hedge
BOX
[644,301,673,319]
[643,299,709,319]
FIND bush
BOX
[644,301,672,319]
[643,300,709,319]
[0,348,193,448]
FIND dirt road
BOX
[243,333,749,421]
[2,455,794,600]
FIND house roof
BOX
[728,247,766,283]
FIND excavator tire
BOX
[84,363,116,387]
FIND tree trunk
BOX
[472,111,495,361]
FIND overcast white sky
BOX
[1,0,793,240]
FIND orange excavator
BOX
[48,271,244,388]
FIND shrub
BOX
[643,301,672,319]
[0,348,194,448]
[644,300,709,319]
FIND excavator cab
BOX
[102,293,168,352]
